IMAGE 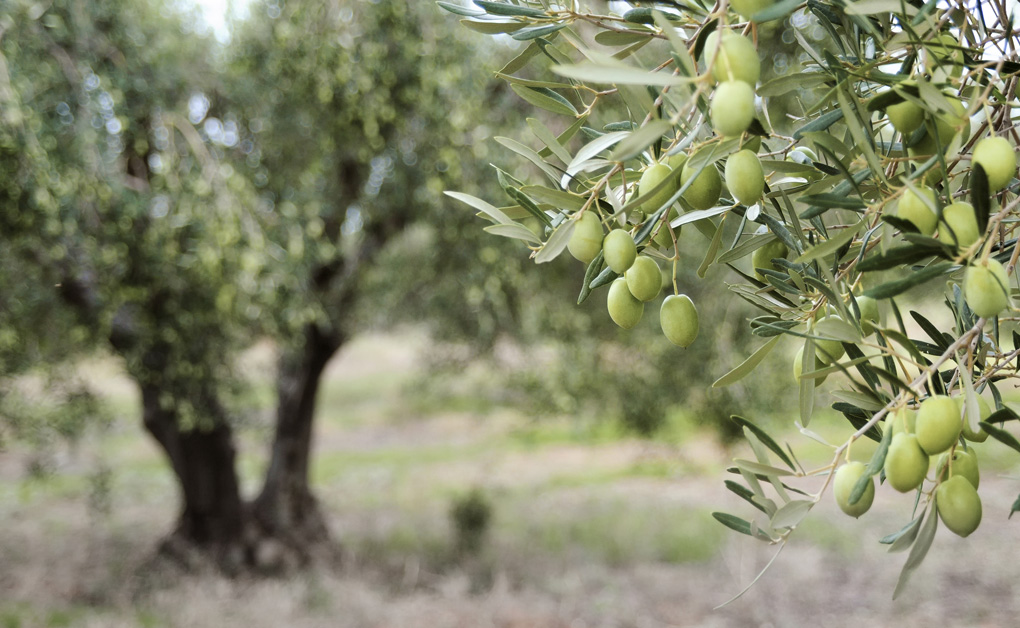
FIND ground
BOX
[2,330,1019,627]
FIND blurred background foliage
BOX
[0,0,809,461]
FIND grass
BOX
[5,331,1020,627]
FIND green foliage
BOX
[448,0,1020,597]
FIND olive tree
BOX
[0,0,524,570]
[447,0,1020,596]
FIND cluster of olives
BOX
[835,394,988,537]
[887,94,1016,320]
[560,27,776,346]
[567,211,699,347]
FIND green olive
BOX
[956,395,990,442]
[729,0,776,21]
[637,163,676,212]
[887,99,925,134]
[884,433,929,493]
[939,201,980,248]
[964,259,1011,319]
[793,349,827,385]
[813,315,846,365]
[751,239,788,282]
[625,255,662,302]
[834,461,874,518]
[971,136,1016,191]
[936,475,982,537]
[896,185,938,236]
[909,98,969,160]
[711,81,756,137]
[702,31,760,86]
[856,295,880,335]
[725,149,765,206]
[603,229,636,273]
[660,294,699,347]
[607,277,644,329]
[883,406,917,436]
[937,447,980,489]
[567,212,603,264]
[680,159,722,211]
[915,395,962,455]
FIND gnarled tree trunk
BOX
[250,323,343,567]
[140,383,248,572]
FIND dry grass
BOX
[2,330,1020,627]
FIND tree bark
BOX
[140,383,248,572]
[251,323,342,566]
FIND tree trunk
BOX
[140,383,248,572]
[251,324,342,567]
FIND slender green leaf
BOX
[445,191,512,224]
[437,1,485,17]
[733,459,794,476]
[731,415,796,470]
[510,84,577,116]
[863,262,953,299]
[474,1,547,18]
[793,109,844,139]
[460,19,527,34]
[713,336,781,387]
[979,421,1020,454]
[512,22,566,40]
[771,500,814,529]
[534,220,574,263]
[794,219,865,263]
[881,514,924,552]
[483,222,541,243]
[725,480,770,515]
[552,62,690,86]
[713,512,754,536]
[893,505,938,599]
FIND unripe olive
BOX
[939,201,980,248]
[909,98,969,158]
[856,295,880,335]
[813,315,846,365]
[972,136,1016,191]
[834,461,874,518]
[725,149,765,206]
[680,160,722,211]
[937,448,980,489]
[936,475,982,537]
[603,229,636,273]
[792,349,827,385]
[660,294,699,347]
[751,239,788,282]
[956,395,990,442]
[711,80,755,137]
[703,31,760,86]
[964,259,1011,319]
[883,406,917,437]
[567,212,603,263]
[729,0,775,21]
[607,277,644,329]
[885,433,929,493]
[896,185,937,235]
[666,152,688,172]
[741,135,762,153]
[638,163,676,212]
[625,255,662,302]
[916,395,962,455]
[887,100,924,134]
